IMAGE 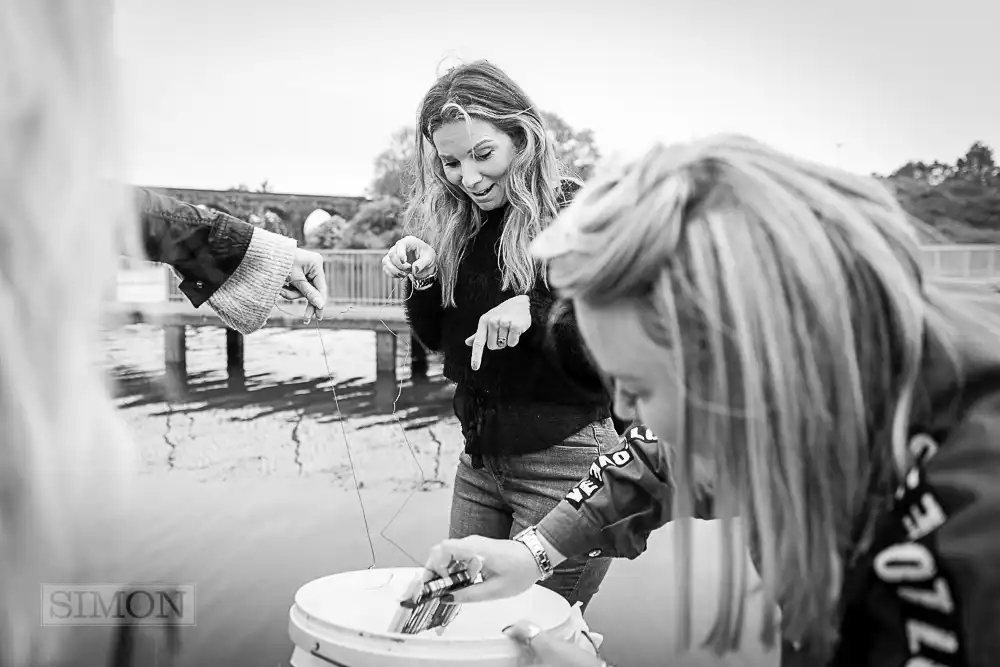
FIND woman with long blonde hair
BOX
[1,2,327,664]
[382,60,619,611]
[424,134,1000,666]
[0,3,130,664]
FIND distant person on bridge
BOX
[131,186,329,333]
[381,60,619,616]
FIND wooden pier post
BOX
[226,328,246,391]
[164,324,187,397]
[410,333,428,380]
[375,329,398,411]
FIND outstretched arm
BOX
[536,425,679,561]
[128,187,331,334]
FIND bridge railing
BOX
[920,244,1000,280]
[118,245,1000,305]
[159,250,402,306]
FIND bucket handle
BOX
[306,642,354,667]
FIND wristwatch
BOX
[409,271,436,291]
[512,526,555,581]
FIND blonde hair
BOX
[1,1,134,663]
[403,60,576,307]
[539,134,968,661]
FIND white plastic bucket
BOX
[288,567,578,666]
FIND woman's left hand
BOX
[504,620,606,667]
[465,295,531,371]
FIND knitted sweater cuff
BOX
[207,227,296,335]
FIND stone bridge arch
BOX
[145,186,369,245]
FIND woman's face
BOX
[431,118,515,211]
[575,298,681,445]
[576,297,720,495]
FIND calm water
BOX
[47,476,451,666]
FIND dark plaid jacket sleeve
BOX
[133,187,255,308]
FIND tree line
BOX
[880,141,1000,243]
[275,127,1000,248]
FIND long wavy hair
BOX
[535,134,979,662]
[402,60,576,307]
[1,1,135,664]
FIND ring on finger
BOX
[496,322,510,348]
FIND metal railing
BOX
[158,249,399,305]
[919,244,1000,280]
[118,245,1000,305]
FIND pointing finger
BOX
[470,320,488,371]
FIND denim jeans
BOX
[449,417,619,612]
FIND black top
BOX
[404,181,612,466]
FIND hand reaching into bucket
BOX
[422,533,566,603]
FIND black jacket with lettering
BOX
[536,295,1000,666]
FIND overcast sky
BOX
[112,0,998,196]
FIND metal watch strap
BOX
[408,272,436,291]
[513,526,554,581]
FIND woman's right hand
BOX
[422,535,542,603]
[382,235,437,280]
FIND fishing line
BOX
[278,279,436,569]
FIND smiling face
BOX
[431,118,516,211]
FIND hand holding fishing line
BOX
[280,248,329,324]
[383,236,438,280]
